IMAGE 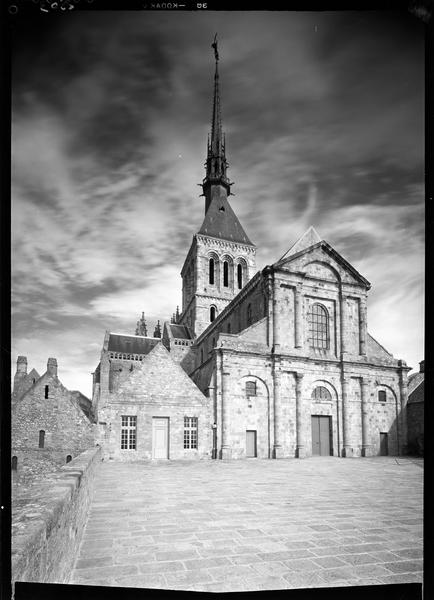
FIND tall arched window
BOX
[311,386,332,401]
[210,306,216,322]
[223,261,229,287]
[247,303,252,326]
[308,303,329,349]
[12,456,18,471]
[39,430,45,448]
[44,385,49,399]
[237,264,243,289]
[209,258,215,285]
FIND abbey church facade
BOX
[89,44,411,462]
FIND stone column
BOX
[342,378,353,457]
[220,353,231,459]
[295,372,305,458]
[340,294,348,355]
[361,379,370,456]
[398,365,409,456]
[358,297,367,356]
[294,285,303,348]
[273,364,283,458]
[273,278,281,353]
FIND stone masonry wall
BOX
[12,447,101,585]
[98,344,213,460]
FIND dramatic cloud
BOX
[11,11,424,396]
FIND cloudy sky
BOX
[11,10,424,397]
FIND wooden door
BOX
[152,417,169,459]
[380,432,388,456]
[311,416,331,456]
[246,430,257,457]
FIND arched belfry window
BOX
[311,386,332,401]
[210,306,216,322]
[39,430,45,448]
[308,303,329,349]
[237,264,243,289]
[209,258,215,285]
[223,261,229,287]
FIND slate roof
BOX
[108,334,160,355]
[408,380,424,404]
[198,193,254,246]
[170,324,192,340]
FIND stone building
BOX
[12,356,95,484]
[407,360,424,456]
[93,336,210,460]
[91,41,411,460]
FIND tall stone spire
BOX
[202,34,233,213]
[135,312,148,336]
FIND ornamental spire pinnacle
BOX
[201,34,233,213]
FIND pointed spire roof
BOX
[198,192,254,245]
[135,311,148,336]
[278,226,322,262]
[201,34,232,206]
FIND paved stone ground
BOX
[70,457,423,592]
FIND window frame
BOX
[378,390,387,402]
[121,415,137,450]
[245,381,257,397]
[184,416,198,449]
[308,303,330,349]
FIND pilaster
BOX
[295,372,305,458]
[360,379,370,456]
[220,352,231,459]
[342,378,353,457]
[272,361,283,458]
[359,296,367,356]
[294,284,303,349]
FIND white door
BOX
[152,417,169,459]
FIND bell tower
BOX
[179,35,256,338]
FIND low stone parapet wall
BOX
[12,446,102,585]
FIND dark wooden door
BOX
[311,416,331,456]
[246,430,257,457]
[380,432,388,456]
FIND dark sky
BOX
[11,10,424,395]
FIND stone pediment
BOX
[275,231,370,289]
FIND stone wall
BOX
[12,447,101,585]
[98,343,212,460]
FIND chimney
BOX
[420,360,424,373]
[16,355,27,375]
[47,357,58,377]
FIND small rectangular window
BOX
[378,390,386,402]
[44,385,49,399]
[121,416,137,450]
[246,381,257,397]
[184,417,198,449]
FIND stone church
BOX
[91,43,411,461]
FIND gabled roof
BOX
[279,226,322,261]
[121,342,206,403]
[169,324,192,340]
[107,333,160,355]
[274,227,371,288]
[198,193,255,246]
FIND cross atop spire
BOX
[201,34,233,213]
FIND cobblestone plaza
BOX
[71,457,423,592]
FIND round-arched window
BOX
[308,303,329,349]
[210,306,216,322]
[209,258,215,285]
[311,386,332,401]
